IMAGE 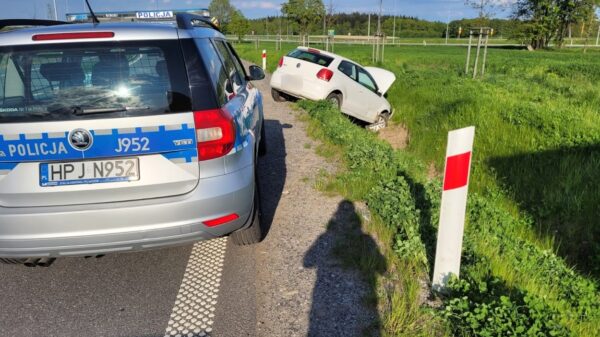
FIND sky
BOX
[1,0,516,23]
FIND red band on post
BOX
[443,152,471,191]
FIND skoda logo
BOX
[68,129,93,151]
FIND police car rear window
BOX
[0,40,192,123]
[287,49,333,67]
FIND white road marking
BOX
[164,237,227,337]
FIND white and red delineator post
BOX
[262,50,267,70]
[432,126,475,291]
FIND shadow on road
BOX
[257,119,288,240]
[304,200,387,337]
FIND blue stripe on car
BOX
[0,124,197,163]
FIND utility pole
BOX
[373,0,383,63]
[376,0,382,36]
[479,0,484,19]
[53,0,58,20]
[367,13,371,37]
[446,19,450,45]
[596,24,600,46]
[392,0,396,44]
[392,15,396,44]
[323,9,326,36]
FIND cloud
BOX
[163,0,172,3]
[234,1,280,10]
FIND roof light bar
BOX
[32,31,114,41]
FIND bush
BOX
[367,176,427,267]
[443,274,568,337]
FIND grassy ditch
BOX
[236,42,600,336]
[297,100,599,337]
[236,43,600,279]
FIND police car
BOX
[0,14,266,266]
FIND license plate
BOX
[40,158,140,187]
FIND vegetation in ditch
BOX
[235,42,599,336]
[236,41,600,276]
[296,100,599,337]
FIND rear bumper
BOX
[270,71,328,102]
[0,164,254,258]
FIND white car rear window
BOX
[287,49,333,67]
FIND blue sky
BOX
[1,0,514,22]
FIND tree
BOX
[282,0,325,44]
[466,0,503,20]
[514,0,596,49]
[229,10,250,42]
[209,0,234,31]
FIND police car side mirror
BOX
[247,65,265,81]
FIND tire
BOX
[230,174,263,245]
[258,121,267,157]
[366,113,389,132]
[326,92,342,110]
[271,88,287,102]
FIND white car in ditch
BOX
[270,47,396,129]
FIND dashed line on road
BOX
[163,237,227,337]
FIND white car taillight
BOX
[193,109,236,161]
[316,68,334,82]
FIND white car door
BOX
[337,61,383,123]
[336,60,362,115]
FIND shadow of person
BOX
[304,200,387,337]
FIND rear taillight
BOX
[278,57,284,68]
[316,68,334,82]
[193,109,236,161]
[203,213,239,227]
[32,32,115,41]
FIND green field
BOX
[235,42,600,336]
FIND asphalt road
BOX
[0,233,258,337]
[0,64,379,337]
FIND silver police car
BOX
[0,15,266,266]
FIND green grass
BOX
[236,41,600,277]
[235,42,600,336]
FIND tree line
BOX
[209,0,600,49]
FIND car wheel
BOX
[271,88,287,102]
[366,113,389,132]
[326,92,342,110]
[230,173,263,245]
[258,121,267,157]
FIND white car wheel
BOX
[271,88,287,102]
[326,93,341,110]
[366,114,389,132]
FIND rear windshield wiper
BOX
[72,106,150,116]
